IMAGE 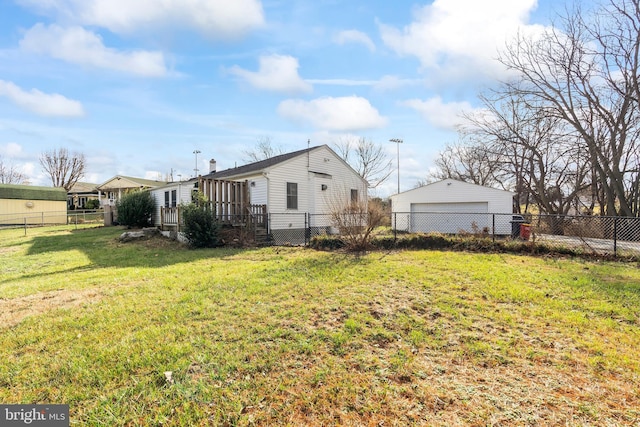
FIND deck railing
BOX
[159,204,267,231]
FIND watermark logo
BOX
[0,405,69,426]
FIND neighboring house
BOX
[0,184,67,225]
[97,175,168,207]
[391,179,515,235]
[67,182,100,210]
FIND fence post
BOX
[305,212,309,246]
[613,216,618,257]
[393,212,397,243]
[24,217,27,236]
[492,214,496,243]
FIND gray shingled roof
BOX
[203,145,320,180]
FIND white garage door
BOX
[410,202,489,233]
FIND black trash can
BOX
[510,215,526,238]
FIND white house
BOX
[390,179,515,235]
[200,144,368,235]
[149,145,367,241]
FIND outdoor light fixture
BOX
[390,138,403,194]
[321,184,328,191]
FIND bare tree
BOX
[242,136,285,163]
[333,137,393,189]
[428,138,506,188]
[0,156,27,184]
[463,90,592,216]
[498,0,640,216]
[327,189,386,252]
[39,148,85,191]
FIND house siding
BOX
[150,181,197,227]
[307,145,368,214]
[247,176,267,206]
[263,145,367,230]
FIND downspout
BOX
[307,140,311,210]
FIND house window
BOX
[171,190,177,207]
[286,182,298,210]
[164,191,170,208]
[351,189,358,203]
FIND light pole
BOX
[390,138,403,194]
[193,150,201,177]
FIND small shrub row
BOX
[310,232,638,261]
[309,235,345,250]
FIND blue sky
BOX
[0,0,563,197]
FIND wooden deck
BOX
[159,178,267,233]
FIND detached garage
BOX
[391,179,514,235]
[0,184,67,225]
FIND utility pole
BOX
[390,138,403,194]
[193,150,201,177]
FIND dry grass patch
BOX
[0,289,102,329]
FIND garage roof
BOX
[0,184,67,201]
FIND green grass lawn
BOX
[1,225,639,426]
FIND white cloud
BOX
[20,24,169,77]
[401,96,475,130]
[0,79,85,117]
[17,0,265,39]
[144,171,163,181]
[334,30,376,52]
[306,79,378,87]
[373,75,422,91]
[228,54,312,94]
[277,96,387,132]
[379,0,545,80]
[306,76,421,91]
[0,142,24,158]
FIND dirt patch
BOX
[0,289,101,329]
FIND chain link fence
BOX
[392,212,640,257]
[267,213,362,246]
[4,209,637,257]
[265,211,640,256]
[0,210,104,230]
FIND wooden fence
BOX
[199,178,249,222]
